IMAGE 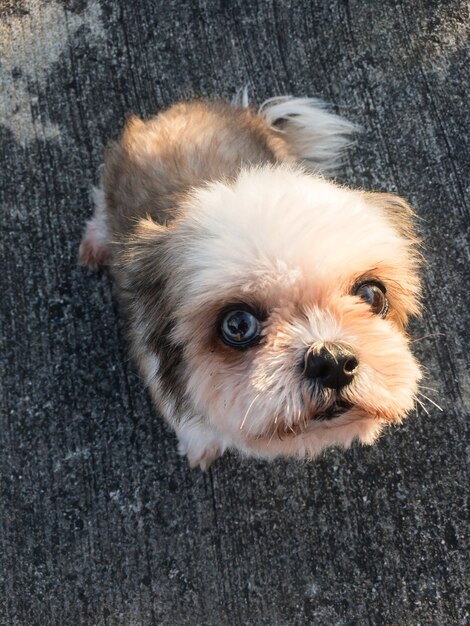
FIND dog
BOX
[79,95,422,470]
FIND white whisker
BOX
[418,392,443,412]
[239,393,261,430]
[411,332,444,343]
[267,423,279,446]
[415,396,430,417]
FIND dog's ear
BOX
[363,191,420,246]
[363,192,423,323]
[115,216,179,341]
[115,216,172,290]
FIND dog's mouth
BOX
[263,400,355,441]
[311,399,353,421]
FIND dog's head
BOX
[125,165,422,458]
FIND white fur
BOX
[259,96,358,172]
[89,186,108,241]
[176,166,414,299]
[141,353,160,387]
[232,85,249,108]
[176,418,227,470]
[78,186,109,268]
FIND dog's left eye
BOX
[220,309,261,348]
[353,281,388,317]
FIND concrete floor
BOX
[0,1,468,624]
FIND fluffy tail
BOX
[259,96,358,173]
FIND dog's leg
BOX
[78,187,110,270]
[176,418,225,471]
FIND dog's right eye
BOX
[220,309,261,348]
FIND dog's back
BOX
[79,96,355,269]
[102,101,290,234]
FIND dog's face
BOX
[131,165,422,458]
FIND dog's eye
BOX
[220,309,261,348]
[353,281,388,317]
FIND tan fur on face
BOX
[80,97,422,468]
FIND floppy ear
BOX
[113,216,186,394]
[114,216,182,350]
[114,216,173,293]
[362,192,423,323]
[363,191,420,246]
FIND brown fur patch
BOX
[112,219,187,416]
[101,100,292,246]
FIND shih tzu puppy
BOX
[79,95,422,469]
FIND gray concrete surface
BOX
[0,1,469,624]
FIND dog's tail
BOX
[259,96,358,173]
[233,90,357,173]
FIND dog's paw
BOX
[187,445,222,471]
[176,423,224,471]
[79,218,109,270]
[178,439,222,471]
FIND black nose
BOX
[304,345,358,391]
